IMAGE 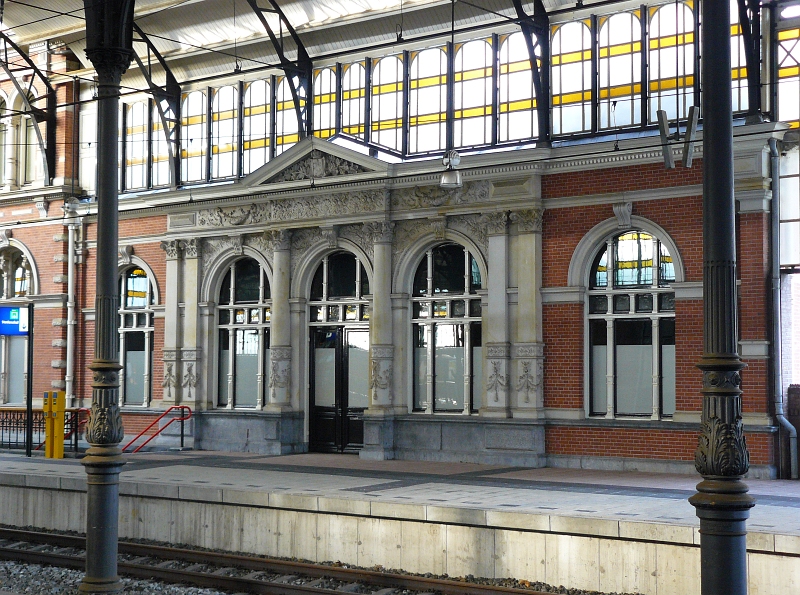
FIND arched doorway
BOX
[308,251,370,452]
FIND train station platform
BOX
[0,451,798,595]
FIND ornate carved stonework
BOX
[118,244,133,265]
[613,202,633,228]
[370,359,393,405]
[483,212,509,236]
[391,180,491,210]
[695,416,750,476]
[198,203,269,227]
[264,229,292,252]
[162,362,177,400]
[0,229,11,248]
[85,401,125,445]
[181,363,198,401]
[431,217,447,240]
[271,191,384,222]
[371,346,394,360]
[271,346,292,361]
[486,360,509,404]
[291,228,323,273]
[448,215,488,255]
[229,235,243,256]
[371,220,395,244]
[322,226,339,249]
[510,208,544,233]
[516,359,543,404]
[340,224,375,263]
[268,150,365,183]
[181,238,201,259]
[486,343,511,358]
[514,343,544,359]
[160,240,181,260]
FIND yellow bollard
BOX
[43,392,53,458]
[53,391,66,459]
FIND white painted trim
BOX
[543,184,702,210]
[672,281,703,301]
[541,286,585,304]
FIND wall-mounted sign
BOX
[0,306,29,336]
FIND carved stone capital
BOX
[180,238,202,259]
[265,229,292,252]
[271,346,292,361]
[85,48,135,88]
[160,240,181,260]
[162,349,178,362]
[368,220,395,244]
[485,342,511,359]
[371,345,394,360]
[483,211,509,236]
[513,342,544,359]
[510,208,544,233]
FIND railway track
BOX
[0,527,559,595]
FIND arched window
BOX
[217,258,271,408]
[314,67,337,139]
[648,2,695,122]
[211,85,239,179]
[341,62,366,139]
[243,79,271,174]
[119,267,155,406]
[551,21,593,134]
[587,231,676,418]
[409,48,447,153]
[598,12,642,129]
[275,76,301,156]
[499,32,538,142]
[371,55,404,152]
[0,247,31,405]
[152,99,174,187]
[124,101,147,190]
[412,244,483,413]
[181,90,207,182]
[454,38,493,148]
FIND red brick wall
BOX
[543,303,583,409]
[546,425,773,465]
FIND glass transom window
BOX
[309,252,371,325]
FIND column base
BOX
[361,414,395,460]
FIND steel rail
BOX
[0,527,556,595]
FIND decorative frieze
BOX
[391,180,491,210]
[510,208,544,233]
[197,203,269,227]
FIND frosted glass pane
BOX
[315,348,336,407]
[7,336,25,404]
[472,346,483,410]
[616,345,653,415]
[218,336,229,406]
[591,345,607,414]
[414,348,428,410]
[348,331,369,408]
[435,346,464,411]
[662,345,676,415]
[234,329,259,407]
[125,349,146,405]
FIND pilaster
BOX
[160,239,182,405]
[267,230,292,410]
[368,221,394,411]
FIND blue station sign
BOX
[0,306,29,336]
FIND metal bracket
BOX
[0,32,56,186]
[245,0,313,138]
[736,0,762,121]
[512,0,550,147]
[657,106,699,169]
[132,23,181,188]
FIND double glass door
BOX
[310,326,369,452]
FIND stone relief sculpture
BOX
[162,363,177,400]
[181,363,198,401]
[391,180,491,210]
[267,150,365,182]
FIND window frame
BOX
[118,266,155,407]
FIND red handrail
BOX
[122,406,192,454]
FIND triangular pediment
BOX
[244,137,389,187]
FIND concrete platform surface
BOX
[1,451,799,595]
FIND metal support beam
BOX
[736,0,763,122]
[131,23,181,188]
[0,32,56,185]
[689,0,755,593]
[245,0,313,138]
[512,0,550,147]
[80,0,135,592]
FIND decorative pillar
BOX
[267,230,292,410]
[481,212,511,417]
[510,208,545,418]
[3,117,18,190]
[179,239,201,406]
[80,1,135,593]
[160,239,181,405]
[688,0,755,593]
[368,221,395,409]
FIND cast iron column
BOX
[688,0,755,593]
[80,1,135,592]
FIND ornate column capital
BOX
[368,220,395,244]
[179,238,202,259]
[510,208,544,233]
[483,211,509,236]
[265,229,292,252]
[83,0,135,87]
[160,239,182,260]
